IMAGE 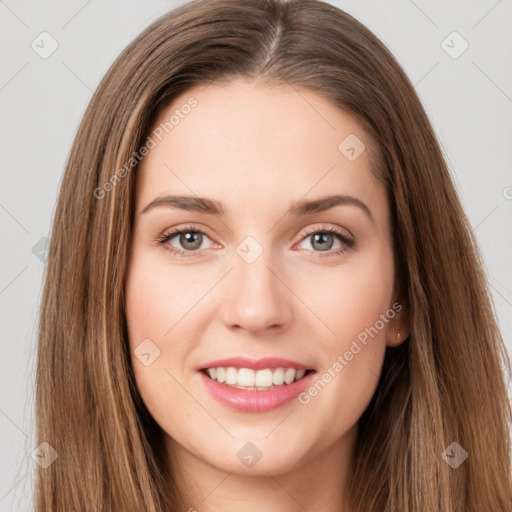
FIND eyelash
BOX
[156,223,356,259]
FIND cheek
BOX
[308,249,395,349]
[124,252,209,429]
[298,248,395,400]
[124,251,203,350]
[125,252,157,342]
[296,249,394,423]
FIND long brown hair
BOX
[35,0,512,510]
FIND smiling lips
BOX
[198,356,316,412]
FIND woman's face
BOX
[125,79,407,480]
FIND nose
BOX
[220,248,294,335]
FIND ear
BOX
[385,290,410,347]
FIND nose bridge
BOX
[221,234,293,332]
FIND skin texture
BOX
[125,79,409,512]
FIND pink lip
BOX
[197,356,312,371]
[198,369,317,413]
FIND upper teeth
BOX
[206,367,307,388]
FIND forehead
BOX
[135,79,386,221]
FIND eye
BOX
[156,224,215,258]
[295,224,355,257]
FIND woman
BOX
[35,0,512,510]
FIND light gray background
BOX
[1,0,511,509]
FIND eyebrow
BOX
[141,194,375,224]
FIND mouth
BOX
[199,367,315,391]
[197,356,317,412]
